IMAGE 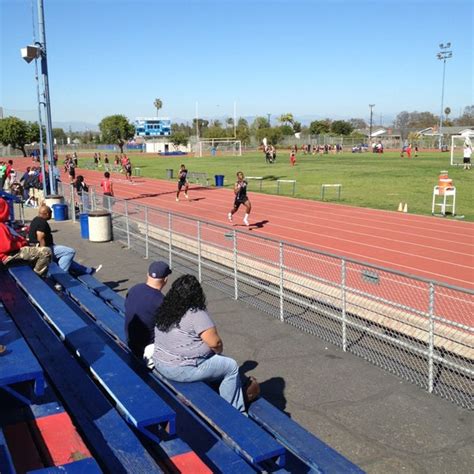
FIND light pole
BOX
[20,0,56,195]
[369,104,375,144]
[437,42,453,151]
[33,49,48,196]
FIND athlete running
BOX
[228,171,251,226]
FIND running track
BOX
[10,160,474,290]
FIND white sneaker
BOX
[184,193,189,200]
[176,197,179,202]
[228,213,233,222]
[243,217,249,226]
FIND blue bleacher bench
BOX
[0,271,164,473]
[0,303,45,404]
[8,266,176,444]
[27,457,102,473]
[44,268,256,472]
[249,397,364,473]
[78,274,126,315]
[0,427,15,474]
[67,272,286,469]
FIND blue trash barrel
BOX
[79,213,89,239]
[52,203,68,221]
[214,175,225,187]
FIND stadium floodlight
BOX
[20,45,41,63]
[437,42,453,151]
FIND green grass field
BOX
[80,151,474,221]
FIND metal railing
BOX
[71,186,473,409]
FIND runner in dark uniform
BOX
[228,171,251,226]
[176,164,189,201]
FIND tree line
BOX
[1,106,473,156]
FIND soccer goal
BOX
[451,134,473,166]
[195,139,242,157]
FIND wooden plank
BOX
[49,264,126,339]
[169,380,285,466]
[77,274,126,315]
[27,457,102,473]
[8,267,176,442]
[249,398,364,473]
[0,303,45,401]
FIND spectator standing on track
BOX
[125,261,171,368]
[101,171,114,209]
[0,198,51,276]
[153,274,246,412]
[28,204,101,276]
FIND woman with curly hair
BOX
[153,274,245,412]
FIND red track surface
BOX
[9,159,474,290]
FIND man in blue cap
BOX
[125,261,171,368]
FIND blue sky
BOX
[1,0,472,126]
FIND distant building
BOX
[134,117,171,137]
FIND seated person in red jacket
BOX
[0,198,51,276]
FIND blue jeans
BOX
[52,244,91,275]
[156,354,245,412]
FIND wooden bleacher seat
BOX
[77,274,125,315]
[27,457,102,473]
[249,397,364,473]
[8,266,176,444]
[0,271,164,473]
[66,271,287,469]
[0,304,45,404]
[5,268,246,473]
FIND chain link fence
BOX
[73,186,473,409]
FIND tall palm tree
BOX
[153,98,163,117]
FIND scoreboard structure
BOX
[134,117,171,137]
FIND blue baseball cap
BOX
[148,261,172,279]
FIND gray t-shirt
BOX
[153,309,215,366]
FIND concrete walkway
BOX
[22,208,473,473]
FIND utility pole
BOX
[437,43,453,151]
[267,113,271,127]
[369,104,375,143]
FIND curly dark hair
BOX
[156,274,207,332]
